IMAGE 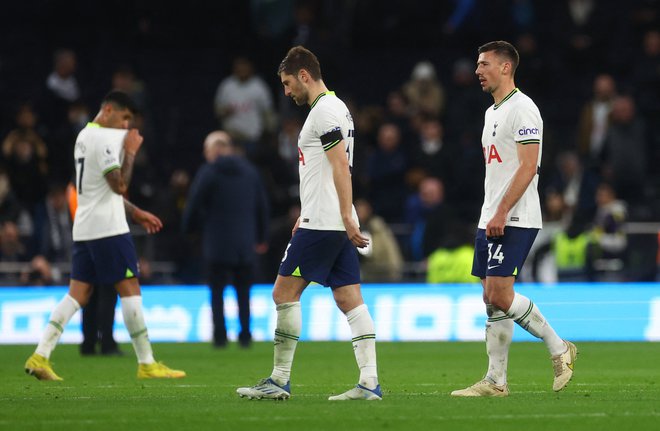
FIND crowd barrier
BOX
[1,283,659,343]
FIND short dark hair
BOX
[101,90,138,115]
[478,40,520,75]
[277,46,322,81]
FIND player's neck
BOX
[491,81,516,105]
[307,80,329,106]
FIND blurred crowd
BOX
[0,0,659,285]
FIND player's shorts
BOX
[71,233,139,285]
[278,228,360,288]
[471,227,539,279]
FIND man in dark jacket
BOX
[182,131,269,347]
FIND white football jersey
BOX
[479,88,543,229]
[297,91,359,231]
[72,123,130,241]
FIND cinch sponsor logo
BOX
[518,127,539,136]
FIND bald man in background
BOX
[182,131,269,347]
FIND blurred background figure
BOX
[355,198,404,282]
[367,123,408,223]
[591,182,628,281]
[182,131,269,348]
[403,61,445,119]
[405,176,454,262]
[576,74,617,167]
[39,48,83,136]
[426,220,477,284]
[600,95,647,205]
[213,57,276,157]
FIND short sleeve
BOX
[96,129,125,175]
[513,103,542,145]
[314,104,345,151]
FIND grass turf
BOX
[1,342,659,431]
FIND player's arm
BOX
[105,129,143,195]
[486,142,539,237]
[325,142,369,248]
[124,198,163,234]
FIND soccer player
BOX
[451,41,577,397]
[24,91,185,381]
[236,46,381,401]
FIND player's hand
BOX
[486,211,507,238]
[344,218,369,248]
[124,129,144,156]
[132,208,163,234]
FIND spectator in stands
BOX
[0,168,30,231]
[532,211,594,282]
[39,49,82,135]
[631,30,660,176]
[277,115,303,177]
[213,57,276,156]
[547,150,599,221]
[444,58,485,143]
[2,103,49,160]
[576,74,617,165]
[409,117,452,180]
[20,255,57,286]
[403,61,445,119]
[0,221,28,262]
[367,123,408,222]
[601,95,647,203]
[355,198,404,282]
[591,182,627,281]
[32,184,72,263]
[384,90,414,144]
[426,220,477,284]
[47,100,90,183]
[405,177,454,261]
[3,131,49,213]
[182,131,269,347]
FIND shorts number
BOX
[281,243,292,263]
[488,243,504,264]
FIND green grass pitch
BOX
[1,342,659,431]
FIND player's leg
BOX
[490,227,576,391]
[451,280,512,397]
[25,240,96,381]
[487,276,576,391]
[115,277,185,378]
[236,274,307,399]
[94,233,183,378]
[234,263,253,347]
[328,282,382,401]
[80,285,99,355]
[25,279,93,381]
[452,229,511,397]
[207,263,229,347]
[98,285,121,355]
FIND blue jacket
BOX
[182,155,269,265]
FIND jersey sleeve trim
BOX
[103,165,121,175]
[517,139,540,145]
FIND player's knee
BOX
[488,295,510,313]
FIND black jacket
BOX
[182,155,269,265]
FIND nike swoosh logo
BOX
[567,361,574,371]
[487,265,500,269]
